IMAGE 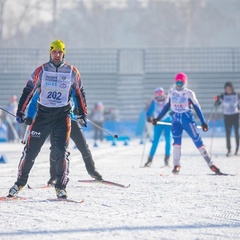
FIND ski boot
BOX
[47,178,56,187]
[235,147,238,156]
[172,165,180,174]
[210,165,221,175]
[55,188,68,199]
[88,170,103,181]
[8,183,23,197]
[226,150,231,157]
[144,157,153,167]
[164,155,170,166]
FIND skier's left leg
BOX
[183,121,220,173]
[232,114,239,155]
[163,125,171,166]
[172,122,183,173]
[51,116,71,198]
[144,125,162,167]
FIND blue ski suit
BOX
[146,96,171,159]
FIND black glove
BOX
[146,117,152,123]
[202,122,208,132]
[214,100,221,107]
[16,110,25,124]
[152,118,160,126]
[77,115,87,127]
[25,117,33,125]
[73,108,79,115]
[214,96,221,107]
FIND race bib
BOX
[40,71,71,107]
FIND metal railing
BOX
[144,48,240,72]
[0,47,240,121]
[0,47,239,74]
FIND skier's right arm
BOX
[152,99,171,125]
[214,94,223,107]
[16,81,34,123]
[16,66,42,123]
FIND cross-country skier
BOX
[8,39,87,199]
[144,87,172,167]
[151,72,221,175]
[214,82,240,156]
[25,90,103,186]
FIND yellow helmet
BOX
[50,39,66,54]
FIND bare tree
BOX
[0,0,7,43]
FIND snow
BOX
[0,136,240,240]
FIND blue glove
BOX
[77,115,87,127]
[16,110,25,124]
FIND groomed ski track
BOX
[0,137,239,240]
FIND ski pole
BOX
[87,119,119,139]
[207,103,218,124]
[140,124,149,167]
[209,106,218,155]
[21,125,30,145]
[0,106,28,125]
[157,121,202,129]
[0,106,16,118]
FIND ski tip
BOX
[208,172,237,176]
[219,172,237,176]
[0,196,28,201]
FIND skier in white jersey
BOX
[214,82,240,156]
[152,72,221,175]
[7,40,87,199]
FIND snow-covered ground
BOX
[0,136,240,240]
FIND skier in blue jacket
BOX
[152,72,221,175]
[144,87,172,167]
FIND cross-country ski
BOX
[0,196,28,202]
[46,198,84,204]
[78,179,130,188]
[27,184,52,189]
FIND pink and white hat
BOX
[174,72,188,86]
